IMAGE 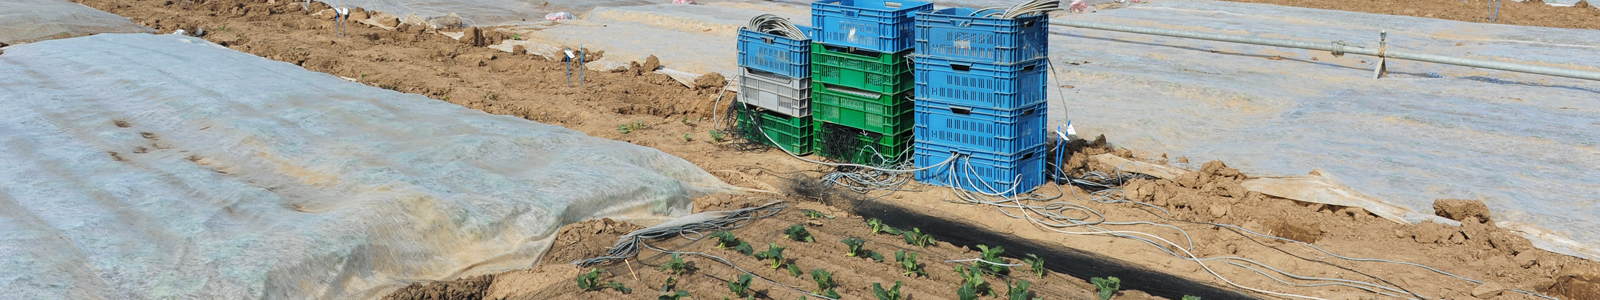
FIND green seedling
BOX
[682,116,691,126]
[787,263,802,277]
[1006,280,1038,300]
[867,218,902,235]
[784,224,814,242]
[1182,296,1201,300]
[753,243,786,269]
[1092,276,1121,300]
[731,241,754,256]
[607,282,632,294]
[955,265,992,297]
[902,227,935,247]
[618,120,645,134]
[727,274,753,298]
[710,231,739,248]
[658,253,693,275]
[658,290,689,300]
[810,269,836,294]
[660,276,677,292]
[709,130,725,142]
[801,209,833,219]
[576,268,631,294]
[959,285,979,300]
[841,237,884,261]
[872,281,903,300]
[683,133,693,142]
[1023,254,1046,278]
[894,250,926,277]
[975,245,1009,275]
[218,25,227,32]
[576,268,603,291]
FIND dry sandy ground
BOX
[1218,0,1600,30]
[59,0,1600,299]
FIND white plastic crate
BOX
[736,67,812,117]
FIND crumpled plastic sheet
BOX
[0,33,734,299]
[0,0,151,44]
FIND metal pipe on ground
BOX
[1049,19,1600,82]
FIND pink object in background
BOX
[1068,0,1096,13]
[673,0,697,4]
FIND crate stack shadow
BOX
[910,8,1051,196]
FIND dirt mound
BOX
[1435,199,1493,223]
[1544,270,1600,300]
[382,274,495,300]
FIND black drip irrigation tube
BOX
[840,198,1258,300]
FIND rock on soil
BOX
[1470,282,1505,299]
[1434,199,1492,223]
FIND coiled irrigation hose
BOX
[745,14,808,40]
[972,0,1062,18]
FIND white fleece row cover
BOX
[0,33,732,299]
[0,0,151,44]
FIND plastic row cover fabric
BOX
[0,0,152,44]
[0,33,733,299]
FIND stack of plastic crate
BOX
[808,0,932,165]
[736,24,815,154]
[911,7,1051,196]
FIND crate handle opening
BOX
[1023,21,1035,27]
[845,11,858,17]
[948,107,971,115]
[951,64,971,71]
[1022,65,1036,72]
[885,1,903,8]
[1022,152,1034,160]
[762,37,774,44]
[1024,108,1036,115]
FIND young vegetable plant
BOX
[810,269,841,298]
[954,265,992,298]
[1092,276,1121,300]
[784,224,814,242]
[866,218,901,235]
[658,253,693,275]
[872,281,903,300]
[840,237,885,261]
[1023,254,1046,278]
[894,250,926,277]
[974,245,1010,275]
[1182,296,1201,300]
[576,268,632,294]
[727,274,753,299]
[902,227,935,247]
[801,209,833,219]
[753,243,787,269]
[1006,280,1041,300]
[709,230,751,253]
[709,130,725,142]
[657,290,689,300]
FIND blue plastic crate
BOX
[914,55,1047,110]
[914,100,1047,154]
[915,8,1049,64]
[811,0,933,53]
[914,142,1046,196]
[738,26,814,78]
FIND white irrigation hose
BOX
[746,14,808,40]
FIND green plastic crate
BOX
[811,44,914,94]
[813,121,913,166]
[736,105,814,155]
[811,86,913,135]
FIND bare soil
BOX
[1217,0,1600,30]
[61,0,1600,299]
